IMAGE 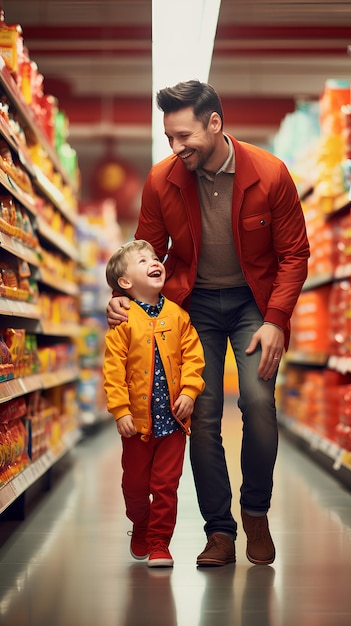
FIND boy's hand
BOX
[117,414,137,438]
[107,296,130,328]
[172,394,194,420]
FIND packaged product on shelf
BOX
[289,285,332,356]
[78,368,102,413]
[3,328,25,377]
[1,260,18,289]
[0,138,33,195]
[0,12,24,75]
[334,422,351,451]
[0,332,14,380]
[0,195,16,236]
[320,79,351,137]
[341,104,351,160]
[0,259,32,301]
[0,396,29,486]
[0,196,38,250]
[43,384,78,446]
[329,280,351,358]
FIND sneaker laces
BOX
[127,528,147,541]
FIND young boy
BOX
[103,240,205,567]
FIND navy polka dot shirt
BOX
[135,295,180,438]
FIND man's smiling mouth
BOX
[180,150,195,160]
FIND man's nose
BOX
[172,138,185,155]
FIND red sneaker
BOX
[128,528,149,560]
[147,541,174,568]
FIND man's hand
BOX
[116,414,137,438]
[173,394,194,420]
[245,323,284,381]
[106,296,130,327]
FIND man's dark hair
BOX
[156,79,224,129]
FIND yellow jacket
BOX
[103,298,205,440]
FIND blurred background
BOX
[4,0,351,217]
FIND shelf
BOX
[303,272,334,291]
[32,165,78,225]
[0,231,40,266]
[0,52,83,520]
[0,427,81,514]
[303,267,351,292]
[0,168,37,215]
[285,351,328,367]
[0,298,41,318]
[285,352,351,374]
[328,355,351,374]
[0,115,36,178]
[39,321,81,337]
[0,366,80,404]
[0,58,77,193]
[80,410,111,427]
[325,192,351,216]
[36,216,79,261]
[37,267,79,296]
[0,121,77,226]
[279,413,351,478]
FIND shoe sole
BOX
[130,550,149,560]
[147,558,174,568]
[196,557,235,567]
[246,550,275,565]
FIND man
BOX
[107,79,309,566]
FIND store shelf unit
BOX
[279,412,351,490]
[0,54,82,515]
[77,217,111,427]
[278,85,351,488]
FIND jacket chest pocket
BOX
[241,211,272,256]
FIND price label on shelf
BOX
[339,450,351,471]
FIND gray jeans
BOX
[189,286,278,540]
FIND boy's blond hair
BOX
[106,240,156,291]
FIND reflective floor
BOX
[1,396,351,626]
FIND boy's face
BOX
[118,247,165,300]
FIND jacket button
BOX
[147,339,151,344]
[160,320,165,325]
[260,219,265,225]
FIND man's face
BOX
[164,106,218,172]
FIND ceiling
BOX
[3,0,351,201]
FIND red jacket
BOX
[135,135,310,350]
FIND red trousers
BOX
[121,429,186,546]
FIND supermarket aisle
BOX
[0,396,351,626]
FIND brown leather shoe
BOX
[196,532,236,566]
[241,509,275,565]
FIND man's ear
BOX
[118,276,132,291]
[209,111,222,134]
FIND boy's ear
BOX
[118,276,132,291]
